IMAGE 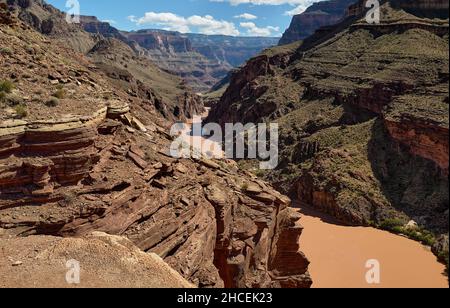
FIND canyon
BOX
[208,0,449,273]
[5,0,278,93]
[81,19,279,92]
[1,0,449,289]
[0,0,311,288]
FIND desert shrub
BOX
[438,251,449,276]
[241,182,249,191]
[53,88,66,99]
[0,80,14,93]
[0,91,5,101]
[403,229,436,247]
[14,104,27,119]
[0,47,12,55]
[45,97,59,107]
[255,169,266,178]
[379,218,437,247]
[4,93,23,106]
[379,219,405,231]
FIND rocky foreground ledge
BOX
[0,231,194,288]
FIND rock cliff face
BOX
[5,0,97,53]
[4,0,277,93]
[279,0,356,45]
[126,30,193,53]
[208,1,449,239]
[0,3,312,288]
[186,33,280,68]
[80,15,128,42]
[80,27,278,93]
[391,0,449,18]
[119,30,278,92]
[4,0,205,120]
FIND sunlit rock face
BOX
[279,0,356,46]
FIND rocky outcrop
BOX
[207,46,297,126]
[279,0,356,45]
[80,15,128,42]
[384,104,449,174]
[4,0,97,53]
[0,232,194,288]
[0,110,312,288]
[0,103,128,193]
[126,30,193,53]
[391,0,449,18]
[77,24,278,92]
[208,1,449,245]
[186,33,279,68]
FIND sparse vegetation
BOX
[53,87,66,99]
[241,182,249,191]
[13,104,28,119]
[0,80,14,93]
[437,251,449,276]
[378,218,436,247]
[254,169,266,178]
[4,93,24,106]
[45,97,60,107]
[0,47,12,55]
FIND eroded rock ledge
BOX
[0,105,312,288]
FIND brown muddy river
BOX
[296,203,448,288]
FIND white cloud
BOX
[211,0,319,6]
[284,0,317,15]
[128,12,240,36]
[234,13,258,20]
[211,0,324,16]
[240,22,280,36]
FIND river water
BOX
[296,202,448,288]
[184,112,448,288]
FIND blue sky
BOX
[46,0,321,37]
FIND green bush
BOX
[438,251,449,276]
[241,182,249,191]
[45,97,60,107]
[379,219,405,231]
[404,229,436,247]
[379,219,437,247]
[14,104,27,119]
[0,80,14,93]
